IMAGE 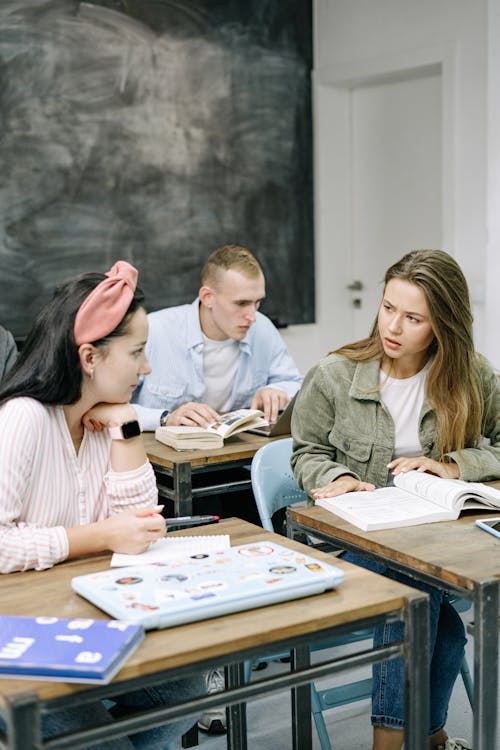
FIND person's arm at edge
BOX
[257,316,302,395]
[290,359,358,494]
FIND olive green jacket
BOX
[291,354,500,495]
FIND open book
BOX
[315,470,500,531]
[155,408,268,450]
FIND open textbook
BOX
[315,470,500,531]
[155,408,268,450]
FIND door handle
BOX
[346,280,363,291]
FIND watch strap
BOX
[109,420,141,440]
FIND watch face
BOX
[122,420,141,439]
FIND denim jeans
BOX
[341,551,466,735]
[0,675,205,750]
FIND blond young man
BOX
[133,245,302,431]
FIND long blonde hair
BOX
[335,250,483,458]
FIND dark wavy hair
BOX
[0,272,145,407]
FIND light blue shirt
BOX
[132,300,303,431]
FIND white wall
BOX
[486,0,500,370]
[282,0,499,374]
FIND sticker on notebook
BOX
[305,563,324,572]
[269,566,296,574]
[155,589,188,602]
[116,576,143,585]
[237,544,275,557]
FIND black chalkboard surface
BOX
[0,0,313,337]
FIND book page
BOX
[317,488,452,531]
[394,471,500,512]
[207,409,265,437]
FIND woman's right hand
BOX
[311,475,375,500]
[99,506,166,555]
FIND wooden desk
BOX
[287,507,500,750]
[0,518,429,750]
[143,431,288,516]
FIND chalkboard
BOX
[0,0,313,337]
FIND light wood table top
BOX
[0,517,421,705]
[288,507,500,592]
[143,431,288,469]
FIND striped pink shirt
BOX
[0,397,158,573]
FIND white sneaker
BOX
[439,739,473,750]
[197,668,227,734]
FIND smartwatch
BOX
[108,420,141,440]
[160,410,169,427]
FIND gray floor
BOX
[194,609,499,750]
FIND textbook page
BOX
[315,470,500,531]
[393,471,500,513]
[316,487,452,531]
[207,409,267,438]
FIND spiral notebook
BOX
[72,541,345,630]
[110,535,231,567]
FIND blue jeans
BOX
[342,551,466,735]
[0,675,205,750]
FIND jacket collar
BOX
[349,360,381,401]
[349,357,434,417]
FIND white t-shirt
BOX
[202,335,241,412]
[379,359,431,459]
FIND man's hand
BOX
[167,402,219,428]
[251,387,290,423]
[311,474,375,500]
[387,456,460,479]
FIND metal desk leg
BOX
[226,663,247,750]
[473,578,499,750]
[404,594,430,750]
[6,693,41,749]
[173,461,193,516]
[291,644,312,750]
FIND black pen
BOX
[165,515,220,528]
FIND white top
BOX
[0,397,157,573]
[202,335,241,412]
[380,360,431,459]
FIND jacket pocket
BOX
[329,426,373,478]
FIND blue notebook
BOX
[0,616,144,683]
[72,541,345,630]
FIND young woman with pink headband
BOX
[0,261,204,749]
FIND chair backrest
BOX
[251,437,308,531]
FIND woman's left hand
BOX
[387,455,460,479]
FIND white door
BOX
[314,67,443,353]
[349,71,442,340]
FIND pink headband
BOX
[74,260,138,345]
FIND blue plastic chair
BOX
[249,437,473,750]
[250,438,372,750]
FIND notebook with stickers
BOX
[72,541,345,630]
